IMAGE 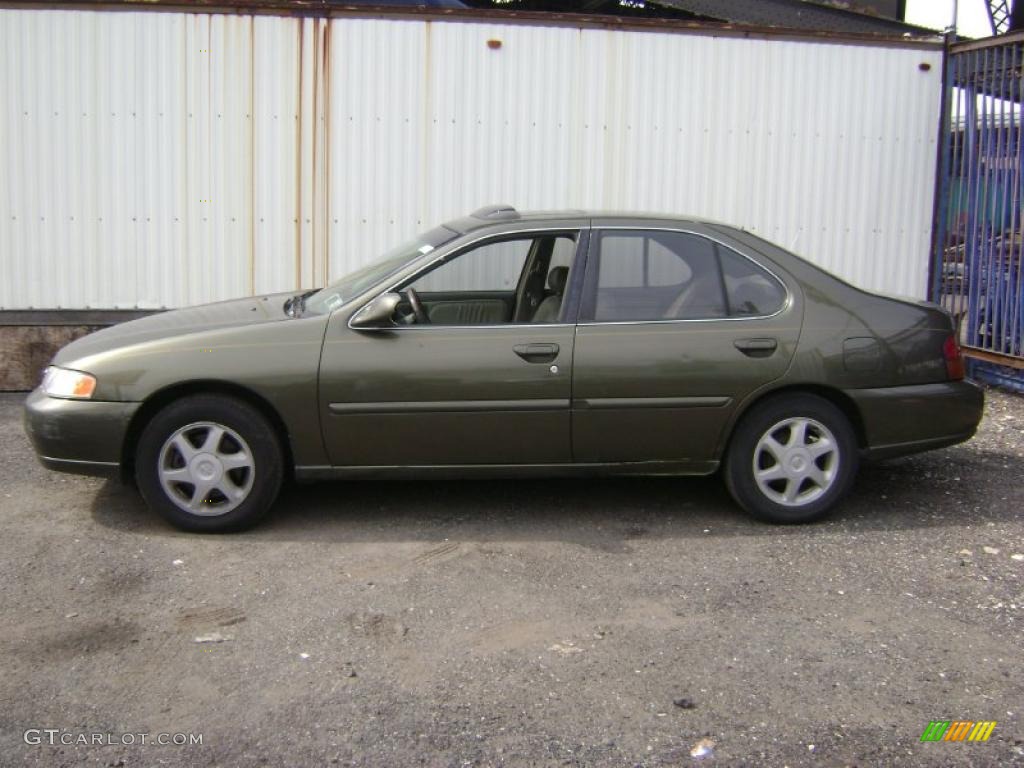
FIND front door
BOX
[319,230,583,466]
[571,226,801,466]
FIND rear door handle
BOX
[514,343,559,363]
[734,338,778,357]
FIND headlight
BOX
[41,366,97,399]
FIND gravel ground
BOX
[0,389,1022,767]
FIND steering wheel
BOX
[405,287,430,324]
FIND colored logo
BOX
[920,721,996,742]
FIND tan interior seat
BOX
[531,266,569,323]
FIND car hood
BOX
[53,292,296,366]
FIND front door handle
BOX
[514,343,559,363]
[734,338,778,357]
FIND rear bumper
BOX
[23,389,140,478]
[845,380,984,461]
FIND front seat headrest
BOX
[547,266,569,296]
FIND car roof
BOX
[444,204,721,234]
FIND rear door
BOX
[571,224,802,466]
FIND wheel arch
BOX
[120,380,295,484]
[720,383,868,459]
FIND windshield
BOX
[300,225,458,316]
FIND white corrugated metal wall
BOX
[0,9,943,309]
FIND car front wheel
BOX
[136,395,283,532]
[724,393,858,524]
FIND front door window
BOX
[399,233,579,325]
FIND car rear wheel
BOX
[136,395,283,532]
[724,393,858,524]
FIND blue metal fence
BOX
[936,36,1024,390]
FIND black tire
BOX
[724,393,858,524]
[135,395,283,532]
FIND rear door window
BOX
[583,230,785,322]
[586,231,725,321]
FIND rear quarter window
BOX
[719,249,787,317]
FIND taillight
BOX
[943,334,965,381]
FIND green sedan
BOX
[24,206,984,531]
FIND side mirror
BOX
[350,292,401,328]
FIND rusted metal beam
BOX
[0,0,944,48]
[963,346,1024,369]
[951,27,1024,53]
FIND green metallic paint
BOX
[571,220,802,464]
[46,292,331,467]
[319,322,576,465]
[710,225,980,452]
[846,381,984,457]
[571,319,802,462]
[24,211,984,485]
[24,388,139,471]
[293,459,721,481]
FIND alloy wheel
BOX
[157,421,256,516]
[752,416,839,507]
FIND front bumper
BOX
[846,380,985,460]
[23,389,140,478]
